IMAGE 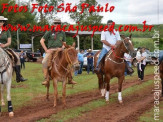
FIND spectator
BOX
[124,53,133,76]
[20,50,26,69]
[86,49,94,74]
[136,47,147,81]
[78,49,84,74]
[43,52,46,58]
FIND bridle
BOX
[55,47,78,72]
[106,38,132,64]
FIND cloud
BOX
[19,0,163,24]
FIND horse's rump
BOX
[5,48,18,65]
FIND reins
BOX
[106,39,132,64]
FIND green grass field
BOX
[2,63,153,110]
[1,62,160,122]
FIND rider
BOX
[0,16,27,82]
[94,20,121,72]
[40,18,77,85]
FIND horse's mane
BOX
[115,40,123,49]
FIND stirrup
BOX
[68,80,77,84]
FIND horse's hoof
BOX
[105,100,109,104]
[63,105,67,109]
[9,112,14,117]
[53,104,57,108]
[1,102,5,106]
[119,100,123,104]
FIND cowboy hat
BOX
[0,16,8,21]
[54,18,61,24]
[88,49,92,52]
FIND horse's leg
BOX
[0,85,1,116]
[162,79,163,97]
[105,74,110,102]
[53,79,58,107]
[1,84,5,106]
[62,80,67,108]
[46,80,50,100]
[97,73,105,96]
[118,75,124,104]
[6,79,14,117]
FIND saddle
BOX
[4,48,18,66]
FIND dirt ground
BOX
[0,74,159,122]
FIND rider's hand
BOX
[58,48,63,51]
[46,49,52,53]
[0,44,5,48]
[110,45,116,49]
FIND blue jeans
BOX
[87,61,94,74]
[96,48,108,68]
[159,51,163,62]
[78,61,83,74]
[74,70,78,76]
[124,61,132,76]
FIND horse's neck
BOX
[58,51,69,71]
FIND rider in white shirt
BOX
[95,20,121,72]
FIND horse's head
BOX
[120,34,136,58]
[63,42,80,70]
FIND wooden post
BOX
[76,35,80,50]
[91,37,93,50]
[31,36,34,52]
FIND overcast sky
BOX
[19,0,162,24]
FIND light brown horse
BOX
[46,43,79,107]
[94,34,136,103]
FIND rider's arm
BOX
[40,38,48,53]
[0,31,11,48]
[101,40,111,47]
[101,31,115,48]
[62,32,66,49]
[4,37,11,48]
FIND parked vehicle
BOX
[25,51,41,62]
[14,49,41,62]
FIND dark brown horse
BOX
[46,43,79,107]
[159,61,163,97]
[94,34,136,103]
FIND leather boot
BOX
[67,75,77,84]
[15,65,27,83]
[42,68,49,85]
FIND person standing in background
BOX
[86,49,94,74]
[137,47,147,81]
[20,50,26,69]
[124,52,133,76]
[78,49,84,74]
